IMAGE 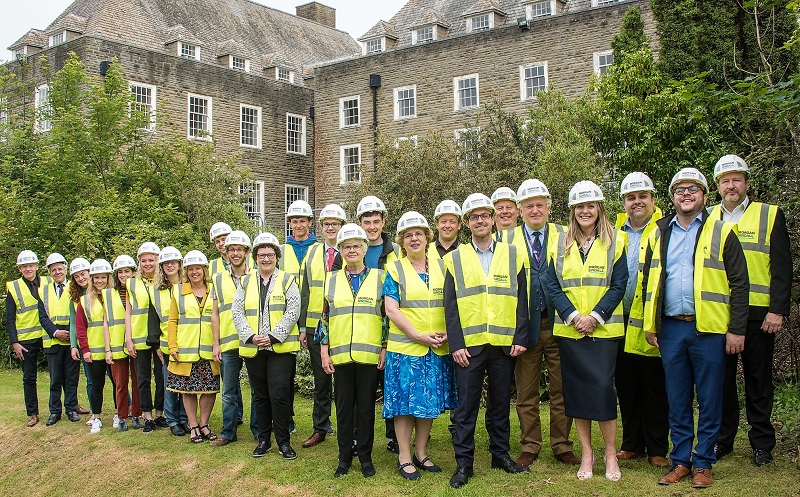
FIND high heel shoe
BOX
[576,454,595,480]
[604,455,621,481]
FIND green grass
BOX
[0,368,797,496]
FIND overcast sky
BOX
[2,0,408,61]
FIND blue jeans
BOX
[659,318,726,469]
[162,361,188,426]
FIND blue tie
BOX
[532,231,542,263]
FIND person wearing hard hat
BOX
[209,222,233,275]
[299,203,347,449]
[6,250,63,427]
[318,224,386,478]
[281,200,317,282]
[150,247,190,436]
[444,193,530,489]
[500,180,578,468]
[491,186,520,238]
[166,250,221,443]
[641,167,748,488]
[542,181,628,482]
[710,155,791,467]
[430,200,462,259]
[212,231,259,447]
[76,259,115,433]
[126,242,167,433]
[233,233,301,460]
[613,173,669,468]
[66,257,93,415]
[39,253,82,426]
[384,212,457,480]
[106,256,144,432]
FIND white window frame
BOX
[411,26,436,45]
[393,85,417,120]
[12,47,28,60]
[178,41,200,60]
[454,128,481,168]
[34,84,51,133]
[240,181,265,223]
[285,184,310,233]
[230,55,250,72]
[363,38,385,55]
[466,13,493,33]
[286,113,307,155]
[276,67,295,83]
[49,31,66,47]
[187,93,212,140]
[519,62,549,101]
[592,0,618,6]
[339,95,360,129]
[129,81,157,131]
[339,144,362,185]
[239,104,262,149]
[394,135,419,149]
[526,0,556,19]
[453,74,480,111]
[593,50,614,75]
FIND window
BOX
[412,26,435,44]
[526,1,554,18]
[455,128,481,168]
[129,82,156,131]
[12,47,27,60]
[592,0,617,6]
[187,93,212,140]
[240,104,262,148]
[340,144,361,184]
[34,84,51,133]
[230,56,250,72]
[594,51,614,75]
[454,74,479,111]
[365,38,383,54]
[467,14,492,32]
[49,31,65,47]
[239,181,265,223]
[285,184,309,233]
[286,113,306,155]
[520,63,548,100]
[339,96,360,128]
[178,42,199,60]
[276,68,295,83]
[394,135,418,149]
[394,86,416,120]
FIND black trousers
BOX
[88,359,108,415]
[308,339,333,435]
[45,344,80,414]
[453,345,514,467]
[133,347,164,412]
[20,338,42,416]
[334,363,379,465]
[718,319,776,451]
[615,344,669,456]
[244,350,295,446]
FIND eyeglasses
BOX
[227,247,246,254]
[673,185,702,195]
[322,222,341,229]
[256,253,276,260]
[341,244,362,253]
[467,213,492,222]
[162,260,179,266]
[403,231,425,240]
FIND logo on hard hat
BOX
[629,181,643,188]
[578,191,592,199]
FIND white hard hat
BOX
[619,172,656,197]
[69,257,91,275]
[461,193,495,219]
[568,180,605,207]
[434,199,462,220]
[224,230,252,249]
[286,200,314,219]
[491,187,516,204]
[714,154,749,181]
[137,242,160,257]
[158,246,183,264]
[183,250,208,267]
[670,167,709,194]
[397,211,430,233]
[89,259,113,275]
[336,223,368,248]
[356,195,387,218]
[112,255,137,271]
[209,222,232,241]
[516,179,551,203]
[252,232,281,251]
[319,203,347,223]
[16,250,39,265]
[45,253,67,267]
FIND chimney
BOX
[296,2,336,29]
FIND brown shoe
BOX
[27,415,39,427]
[648,456,670,467]
[554,451,581,465]
[616,450,646,460]
[210,437,234,447]
[658,464,691,485]
[692,468,713,488]
[516,451,539,467]
[75,406,90,415]
[302,432,325,448]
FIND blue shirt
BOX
[365,243,382,269]
[664,213,703,317]
[472,240,495,275]
[621,220,645,314]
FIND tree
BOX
[611,7,648,65]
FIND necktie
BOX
[326,247,336,272]
[532,231,542,263]
[57,283,64,297]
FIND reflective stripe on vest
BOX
[83,294,107,361]
[6,278,44,342]
[326,268,384,365]
[214,271,250,352]
[209,257,227,275]
[237,273,261,358]
[303,243,327,330]
[126,277,152,350]
[386,257,448,356]
[174,284,213,362]
[268,271,300,353]
[443,242,519,348]
[151,287,173,354]
[279,244,305,289]
[40,281,71,348]
[103,289,128,359]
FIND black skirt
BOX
[558,337,620,421]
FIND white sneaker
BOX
[90,418,102,434]
[112,414,120,429]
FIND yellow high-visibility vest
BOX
[6,278,44,342]
[213,271,252,353]
[126,277,153,350]
[302,243,327,330]
[40,280,71,348]
[238,270,300,357]
[325,268,384,365]
[173,285,214,363]
[103,289,128,359]
[150,286,173,354]
[209,257,228,275]
[82,294,107,361]
[279,243,307,290]
[501,223,566,269]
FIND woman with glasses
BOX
[384,212,457,480]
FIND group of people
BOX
[6,153,790,489]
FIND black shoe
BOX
[450,465,473,488]
[361,461,376,478]
[170,424,186,436]
[334,463,350,478]
[386,438,399,454]
[253,440,272,458]
[398,461,421,480]
[413,454,442,472]
[753,449,773,467]
[142,419,155,434]
[714,443,732,461]
[46,413,61,426]
[154,416,168,428]
[279,443,297,460]
[180,422,192,434]
[491,455,530,474]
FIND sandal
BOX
[199,424,218,441]
[190,426,204,444]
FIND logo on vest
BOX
[432,287,444,296]
[272,295,286,303]
[493,274,509,284]
[588,265,606,274]
[357,296,375,305]
[738,230,756,241]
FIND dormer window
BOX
[526,0,555,19]
[276,67,295,83]
[412,26,435,44]
[365,38,384,54]
[178,41,199,60]
[49,31,66,47]
[11,47,27,60]
[468,14,492,32]
[230,55,250,72]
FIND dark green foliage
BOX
[612,7,648,65]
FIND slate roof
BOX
[8,29,48,50]
[357,20,399,42]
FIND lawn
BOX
[0,368,797,496]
